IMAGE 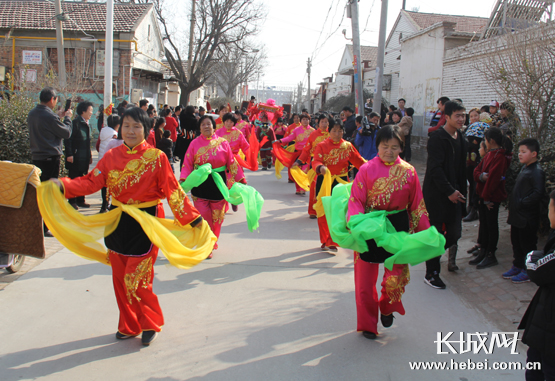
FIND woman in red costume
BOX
[347,126,430,339]
[53,107,205,346]
[298,121,365,251]
[180,115,240,257]
[214,106,229,130]
[277,114,314,195]
[297,114,331,218]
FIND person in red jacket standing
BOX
[471,127,511,269]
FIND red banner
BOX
[234,126,268,171]
[272,142,301,168]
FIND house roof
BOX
[0,0,151,33]
[403,10,488,34]
[347,44,379,65]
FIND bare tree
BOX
[153,0,266,106]
[476,23,555,138]
[212,41,266,99]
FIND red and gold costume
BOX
[347,156,429,335]
[312,138,365,246]
[215,117,224,130]
[215,126,249,182]
[59,141,202,337]
[180,134,239,248]
[279,124,314,193]
[298,128,330,217]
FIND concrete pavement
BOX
[0,161,533,380]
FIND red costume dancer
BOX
[310,123,365,250]
[347,126,430,339]
[57,107,205,346]
[215,113,249,183]
[278,114,314,195]
[297,115,331,218]
[214,106,228,130]
[180,116,239,255]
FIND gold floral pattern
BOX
[222,129,242,143]
[384,264,410,303]
[107,148,161,198]
[194,137,226,164]
[366,162,414,209]
[295,127,314,145]
[169,188,188,218]
[212,206,225,225]
[124,257,152,304]
[409,198,428,234]
[322,141,352,166]
[227,160,239,187]
[310,133,329,155]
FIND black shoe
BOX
[309,215,317,219]
[381,314,394,328]
[116,331,138,340]
[424,272,446,289]
[141,331,158,346]
[469,249,486,265]
[476,252,498,269]
[44,231,54,237]
[362,331,377,340]
[288,180,295,183]
[70,203,79,210]
[462,208,478,222]
[232,204,238,212]
[262,167,268,171]
[77,202,91,208]
[467,244,481,255]
[268,164,272,169]
[99,208,107,214]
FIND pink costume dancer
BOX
[215,126,249,183]
[279,115,314,194]
[347,156,430,336]
[180,124,239,253]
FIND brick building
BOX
[0,0,165,114]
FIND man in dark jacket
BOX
[518,189,555,380]
[423,100,468,289]
[503,138,546,283]
[342,106,357,141]
[65,101,93,209]
[176,105,199,170]
[28,87,73,236]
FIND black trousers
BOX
[477,200,500,253]
[404,132,412,162]
[426,204,463,275]
[511,224,538,269]
[101,187,109,210]
[33,156,61,233]
[68,166,88,205]
[526,346,555,381]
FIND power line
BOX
[311,0,338,61]
[311,3,347,62]
[361,0,378,34]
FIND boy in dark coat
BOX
[157,130,174,172]
[503,138,546,283]
[422,101,467,288]
[518,189,555,380]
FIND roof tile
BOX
[404,10,488,33]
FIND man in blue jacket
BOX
[354,112,380,161]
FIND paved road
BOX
[0,165,530,380]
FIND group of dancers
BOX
[38,99,445,346]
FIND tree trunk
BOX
[179,84,191,107]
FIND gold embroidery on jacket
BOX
[222,129,242,143]
[194,138,225,164]
[366,162,414,209]
[409,198,428,234]
[295,127,314,145]
[310,133,329,155]
[385,264,410,303]
[322,141,352,166]
[107,149,161,198]
[124,257,153,304]
[169,188,188,218]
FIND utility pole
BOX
[54,0,66,87]
[188,0,196,81]
[306,57,312,111]
[103,0,114,113]
[348,0,364,117]
[374,0,388,116]
[297,81,303,113]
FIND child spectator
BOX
[157,130,174,172]
[467,140,489,256]
[98,114,120,213]
[463,109,490,222]
[154,117,166,147]
[518,189,555,379]
[398,107,414,161]
[471,127,511,269]
[255,115,275,170]
[503,138,546,283]
[274,117,287,140]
